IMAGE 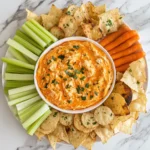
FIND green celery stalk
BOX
[26,21,52,44]
[16,30,44,51]
[4,87,12,95]
[30,19,58,42]
[2,58,35,70]
[8,84,35,95]
[16,96,41,111]
[14,35,42,56]
[19,101,45,123]
[5,80,34,88]
[6,64,34,74]
[22,103,49,129]
[5,73,34,81]
[8,92,38,106]
[28,109,51,135]
[22,24,47,48]
[9,89,37,100]
[8,47,28,63]
[7,39,39,61]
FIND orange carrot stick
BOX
[105,30,138,51]
[116,63,130,72]
[109,35,140,55]
[111,42,142,60]
[99,24,130,47]
[114,50,145,67]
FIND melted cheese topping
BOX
[36,41,113,110]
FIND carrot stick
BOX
[109,35,140,55]
[116,63,130,72]
[114,50,145,67]
[99,24,130,47]
[105,30,138,51]
[111,42,142,60]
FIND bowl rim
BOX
[34,36,116,114]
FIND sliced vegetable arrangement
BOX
[1,1,148,150]
[2,19,58,135]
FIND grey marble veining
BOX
[0,0,150,150]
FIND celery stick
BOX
[4,87,12,95]
[8,92,38,106]
[9,89,37,100]
[16,30,44,51]
[2,58,34,70]
[22,24,47,48]
[18,100,43,115]
[7,39,38,61]
[24,56,36,65]
[19,101,45,123]
[28,109,51,135]
[8,84,35,95]
[5,80,34,88]
[22,103,49,129]
[26,21,52,44]
[14,35,42,56]
[16,96,41,111]
[6,64,34,74]
[8,47,28,63]
[5,73,34,81]
[30,19,58,42]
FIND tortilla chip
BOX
[104,93,130,116]
[68,125,88,148]
[94,4,106,15]
[74,114,93,133]
[47,134,58,150]
[94,106,114,126]
[81,112,99,129]
[95,125,114,143]
[113,81,132,105]
[50,26,65,39]
[35,129,45,140]
[82,135,96,150]
[75,26,85,36]
[26,9,41,23]
[89,131,97,140]
[129,58,146,82]
[129,93,147,113]
[58,15,78,37]
[121,69,144,93]
[116,72,123,81]
[39,109,59,134]
[81,23,102,40]
[52,123,69,143]
[60,112,73,126]
[99,8,123,36]
[66,5,78,16]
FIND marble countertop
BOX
[0,0,150,150]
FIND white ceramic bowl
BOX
[34,37,116,114]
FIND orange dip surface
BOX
[36,40,113,110]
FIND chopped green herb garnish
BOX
[73,74,77,79]
[52,56,56,61]
[90,95,93,99]
[68,65,73,70]
[47,60,51,65]
[108,29,110,32]
[44,83,48,88]
[47,74,50,76]
[72,128,74,131]
[129,69,132,72]
[53,112,58,117]
[137,81,140,84]
[63,78,67,81]
[67,100,72,103]
[59,75,63,78]
[80,76,85,81]
[87,122,90,125]
[81,96,86,100]
[85,83,89,88]
[73,45,80,49]
[94,91,98,96]
[52,79,59,85]
[58,55,65,60]
[93,122,97,125]
[65,70,74,77]
[66,11,71,15]
[106,19,112,26]
[74,69,81,74]
[65,84,71,89]
[76,86,84,94]
[119,16,122,19]
[80,67,85,74]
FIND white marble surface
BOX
[0,0,150,150]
